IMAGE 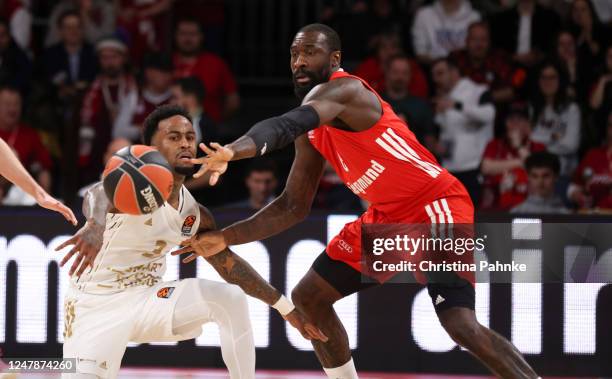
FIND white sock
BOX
[323,358,358,379]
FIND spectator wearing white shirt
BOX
[411,0,480,65]
[529,60,581,178]
[431,57,495,205]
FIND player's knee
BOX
[440,314,482,348]
[291,285,333,316]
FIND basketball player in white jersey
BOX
[56,105,327,379]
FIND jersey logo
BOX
[435,294,446,305]
[337,153,349,172]
[181,215,197,236]
[260,142,267,156]
[157,287,175,299]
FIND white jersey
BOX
[74,186,201,294]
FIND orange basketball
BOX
[102,145,173,215]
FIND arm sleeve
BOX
[83,182,110,226]
[245,105,320,156]
[462,90,496,125]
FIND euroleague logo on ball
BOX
[181,215,197,236]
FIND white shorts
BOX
[62,278,204,378]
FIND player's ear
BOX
[331,51,341,69]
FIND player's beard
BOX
[174,165,197,176]
[293,66,331,101]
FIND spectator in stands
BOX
[568,109,612,211]
[79,38,137,186]
[450,21,518,104]
[431,58,495,205]
[511,151,569,214]
[170,76,216,144]
[530,60,581,178]
[116,0,173,64]
[555,29,593,105]
[173,17,239,123]
[125,52,174,142]
[412,0,480,64]
[490,0,561,67]
[227,159,279,211]
[567,0,609,63]
[481,102,546,210]
[46,0,115,47]
[589,44,612,137]
[0,86,53,205]
[355,32,428,99]
[1,0,31,52]
[381,55,435,147]
[43,10,98,100]
[0,19,31,95]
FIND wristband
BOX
[272,295,295,316]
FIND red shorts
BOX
[326,178,475,285]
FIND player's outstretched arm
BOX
[193,204,328,342]
[174,135,325,258]
[190,79,356,182]
[0,137,77,224]
[55,182,109,277]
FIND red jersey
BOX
[0,124,52,172]
[308,70,457,220]
[572,146,612,209]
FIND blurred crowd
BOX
[1,0,611,216]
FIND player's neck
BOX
[168,177,185,209]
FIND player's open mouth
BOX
[294,75,310,85]
[178,153,193,162]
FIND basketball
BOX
[102,145,173,215]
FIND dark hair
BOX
[142,105,192,145]
[467,20,490,36]
[175,76,206,103]
[143,52,173,72]
[57,9,80,28]
[531,59,570,121]
[246,159,277,177]
[175,16,203,34]
[386,54,411,69]
[568,0,603,37]
[525,151,560,175]
[431,57,460,72]
[0,84,22,97]
[0,18,8,29]
[297,23,341,52]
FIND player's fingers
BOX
[199,142,215,155]
[75,254,93,278]
[69,253,85,276]
[55,236,78,251]
[305,324,328,342]
[192,163,210,179]
[209,142,224,151]
[55,203,78,225]
[59,247,78,267]
[182,253,197,264]
[171,245,194,256]
[209,172,220,186]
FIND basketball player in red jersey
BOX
[175,24,539,379]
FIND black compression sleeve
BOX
[245,105,320,156]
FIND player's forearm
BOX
[206,249,281,305]
[226,105,320,160]
[82,182,111,227]
[222,193,307,246]
[0,138,44,197]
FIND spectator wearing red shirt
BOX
[354,32,428,99]
[79,38,138,186]
[568,110,612,210]
[481,102,546,210]
[449,22,519,104]
[173,17,239,123]
[125,52,174,142]
[0,86,53,202]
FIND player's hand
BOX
[190,142,234,184]
[55,221,104,277]
[284,308,328,342]
[172,230,228,263]
[35,189,78,225]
